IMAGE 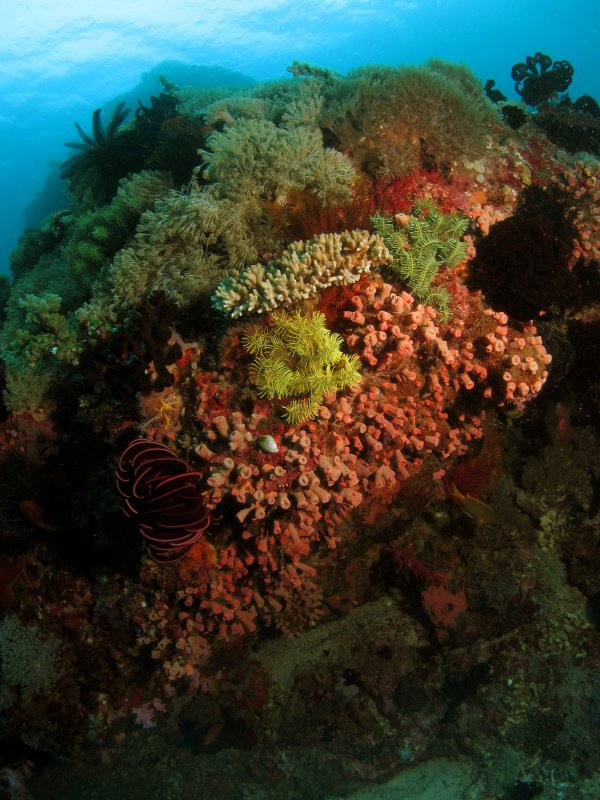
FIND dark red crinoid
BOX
[116,439,213,562]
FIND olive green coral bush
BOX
[2,252,90,409]
[10,293,81,367]
[320,60,493,178]
[0,171,172,411]
[0,275,10,328]
[9,211,72,281]
[203,119,355,205]
[197,118,355,259]
[65,169,174,294]
[82,189,225,317]
[0,615,63,698]
[180,74,325,131]
[1,292,82,411]
[177,85,256,120]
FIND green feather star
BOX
[372,198,469,321]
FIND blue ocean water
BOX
[0,0,597,274]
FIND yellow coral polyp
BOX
[243,310,362,423]
[157,397,179,428]
[139,393,180,433]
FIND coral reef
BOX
[0,57,599,800]
[128,275,551,686]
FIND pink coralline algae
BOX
[135,275,551,683]
[389,541,467,634]
[0,412,55,460]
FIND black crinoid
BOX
[511,52,573,107]
[467,184,580,321]
[133,92,204,185]
[61,101,145,209]
[534,94,600,157]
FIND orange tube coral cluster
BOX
[135,275,551,682]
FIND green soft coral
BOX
[1,292,82,411]
[320,60,493,179]
[12,292,81,367]
[65,170,174,294]
[243,310,362,423]
[199,118,355,207]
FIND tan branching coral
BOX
[212,229,392,318]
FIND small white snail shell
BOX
[257,435,279,454]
